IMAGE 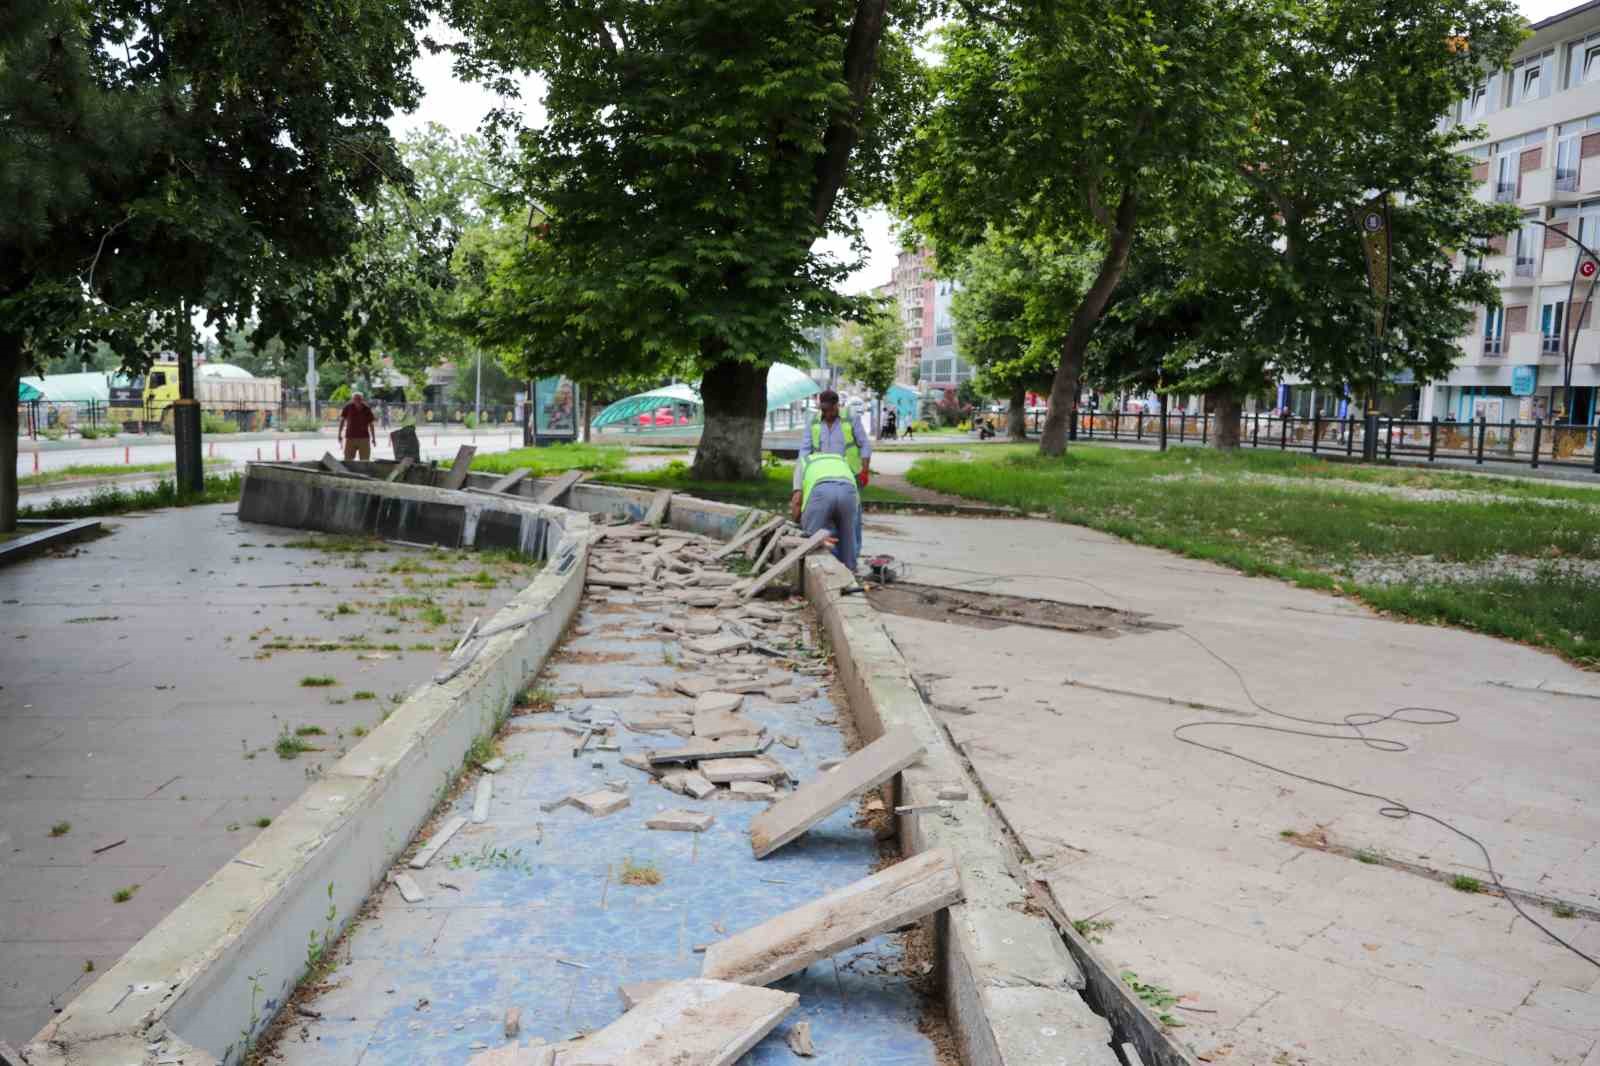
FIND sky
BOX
[389,1,1580,296]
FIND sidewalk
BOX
[0,506,538,1047]
[863,513,1600,1065]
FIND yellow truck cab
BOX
[110,355,283,432]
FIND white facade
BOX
[1438,0,1600,427]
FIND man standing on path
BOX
[339,391,376,462]
[791,425,861,574]
[792,389,870,568]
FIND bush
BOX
[283,416,322,433]
[40,426,66,441]
[201,412,239,434]
[78,424,119,440]
[464,413,478,429]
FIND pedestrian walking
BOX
[794,389,871,569]
[339,391,377,462]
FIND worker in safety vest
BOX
[791,389,868,572]
[791,388,871,567]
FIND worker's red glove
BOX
[856,470,869,487]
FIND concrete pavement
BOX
[0,505,539,1047]
[864,513,1600,1066]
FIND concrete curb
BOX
[24,474,591,1066]
[0,518,103,566]
[801,555,1121,1066]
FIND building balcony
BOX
[1494,180,1517,203]
[1507,330,1540,361]
[1519,167,1553,206]
[1543,245,1577,282]
[1514,256,1537,277]
[1482,335,1505,357]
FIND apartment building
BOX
[1442,0,1600,427]
[885,246,974,388]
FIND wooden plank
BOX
[384,456,415,483]
[409,815,467,869]
[701,849,962,987]
[711,515,783,560]
[647,737,770,766]
[488,467,532,494]
[741,530,831,600]
[729,510,758,543]
[643,489,674,527]
[749,727,925,858]
[534,468,585,505]
[393,873,426,903]
[556,978,796,1066]
[439,445,478,490]
[748,520,790,575]
[320,452,350,474]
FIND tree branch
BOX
[811,0,890,231]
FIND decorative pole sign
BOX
[1355,193,1393,340]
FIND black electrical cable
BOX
[1171,629,1600,970]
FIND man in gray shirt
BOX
[790,389,871,567]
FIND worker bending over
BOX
[791,388,870,568]
[791,442,861,573]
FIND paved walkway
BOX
[865,513,1600,1066]
[0,506,536,1047]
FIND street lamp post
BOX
[1526,218,1600,424]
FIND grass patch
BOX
[351,690,376,700]
[294,725,325,736]
[275,727,317,759]
[18,460,228,489]
[1553,903,1577,918]
[111,885,139,903]
[19,473,242,520]
[1072,917,1115,943]
[254,817,272,828]
[419,604,449,627]
[619,858,662,886]
[470,443,627,477]
[447,844,533,874]
[1451,874,1484,893]
[519,685,557,711]
[49,821,71,837]
[352,724,369,737]
[281,534,386,553]
[906,445,1600,668]
[608,460,908,509]
[1355,848,1382,865]
[1121,970,1182,1028]
[298,676,337,688]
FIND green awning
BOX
[592,364,820,429]
[18,380,43,402]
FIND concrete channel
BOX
[20,460,1173,1066]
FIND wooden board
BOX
[384,457,415,483]
[488,467,532,494]
[409,815,467,869]
[393,873,426,903]
[711,515,784,561]
[741,530,831,600]
[748,520,790,575]
[701,849,961,987]
[320,452,351,473]
[440,445,478,490]
[556,978,796,1066]
[643,489,673,527]
[749,727,924,858]
[535,469,586,505]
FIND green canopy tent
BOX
[592,364,821,430]
[17,380,43,403]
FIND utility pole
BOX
[306,347,320,422]
[475,350,482,426]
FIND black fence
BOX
[1071,409,1600,473]
[16,399,527,439]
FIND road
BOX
[16,427,524,477]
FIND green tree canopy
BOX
[446,0,932,478]
[828,303,905,404]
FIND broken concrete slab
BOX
[785,1021,816,1057]
[384,456,415,482]
[558,978,796,1066]
[488,468,532,494]
[701,848,962,987]
[674,676,725,698]
[763,685,814,704]
[683,617,723,636]
[581,682,634,698]
[573,789,631,816]
[742,530,831,600]
[647,737,770,765]
[693,691,745,716]
[727,781,776,801]
[472,776,493,823]
[643,490,674,527]
[480,756,508,774]
[321,452,351,474]
[393,873,426,903]
[618,980,675,1012]
[646,809,716,832]
[694,571,741,588]
[534,468,585,505]
[588,571,645,589]
[749,727,925,858]
[440,444,478,490]
[744,604,786,622]
[683,634,750,656]
[701,758,785,784]
[409,815,468,869]
[504,1006,522,1038]
[681,772,717,800]
[693,711,759,740]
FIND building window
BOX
[1568,36,1600,89]
[1515,217,1539,275]
[1557,129,1581,191]
[1511,51,1553,104]
[1519,64,1541,102]
[1542,300,1565,353]
[1483,306,1504,355]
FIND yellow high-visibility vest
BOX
[800,451,855,509]
[810,417,861,473]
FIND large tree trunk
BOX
[1209,389,1243,450]
[692,359,767,481]
[1007,383,1027,441]
[1,348,19,533]
[1039,189,1139,457]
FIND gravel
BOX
[1347,553,1600,587]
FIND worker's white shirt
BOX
[793,413,872,489]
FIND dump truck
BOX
[108,356,283,432]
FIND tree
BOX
[898,0,1272,457]
[828,303,904,411]
[0,0,433,529]
[446,0,932,479]
[949,227,1087,440]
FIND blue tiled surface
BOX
[279,588,936,1066]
